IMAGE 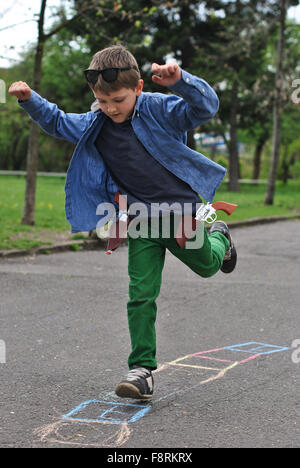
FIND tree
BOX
[279,104,300,182]
[265,0,288,205]
[21,0,96,225]
[206,1,282,191]
[0,64,32,170]
[265,0,300,204]
[22,0,159,225]
[237,11,300,182]
[239,69,274,180]
[72,0,228,153]
[22,0,47,225]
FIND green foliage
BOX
[216,156,228,169]
[0,64,33,170]
[0,29,94,172]
[41,29,92,112]
[69,243,83,251]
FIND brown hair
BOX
[88,45,141,94]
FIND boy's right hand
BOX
[8,81,32,101]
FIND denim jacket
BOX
[19,70,225,233]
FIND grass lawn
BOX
[0,174,300,251]
[215,179,300,222]
[0,175,70,251]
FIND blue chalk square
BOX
[224,342,289,355]
[62,399,151,424]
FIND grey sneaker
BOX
[115,366,154,400]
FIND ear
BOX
[135,79,144,97]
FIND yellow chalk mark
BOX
[168,355,191,365]
[154,356,192,374]
[153,362,170,374]
[199,361,239,385]
[169,362,223,371]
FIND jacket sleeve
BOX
[162,70,219,133]
[19,90,96,144]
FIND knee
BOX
[190,260,221,278]
[129,279,162,303]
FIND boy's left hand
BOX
[152,63,181,87]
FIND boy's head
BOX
[85,45,143,123]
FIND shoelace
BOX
[126,367,151,381]
[224,246,232,261]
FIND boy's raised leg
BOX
[165,220,231,278]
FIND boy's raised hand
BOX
[8,81,32,101]
[152,63,181,87]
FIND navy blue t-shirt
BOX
[95,117,201,216]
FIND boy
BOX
[9,45,236,400]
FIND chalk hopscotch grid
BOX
[33,340,290,447]
[62,399,151,425]
[60,341,290,425]
[223,341,290,355]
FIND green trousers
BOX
[126,216,229,370]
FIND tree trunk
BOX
[264,0,287,205]
[20,1,92,224]
[281,145,289,184]
[187,129,196,150]
[210,144,216,161]
[21,0,46,225]
[252,133,268,180]
[228,79,240,191]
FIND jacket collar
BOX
[134,92,144,115]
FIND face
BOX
[93,80,143,123]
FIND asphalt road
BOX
[0,220,299,448]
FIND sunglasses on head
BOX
[84,66,138,84]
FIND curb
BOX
[0,214,299,259]
[0,238,109,259]
[221,213,300,229]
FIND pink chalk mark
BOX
[189,347,225,357]
[189,348,263,365]
[195,356,235,363]
[239,353,262,364]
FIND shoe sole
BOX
[221,243,237,273]
[210,221,237,273]
[115,382,153,400]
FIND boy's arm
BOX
[9,81,95,144]
[152,63,219,132]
